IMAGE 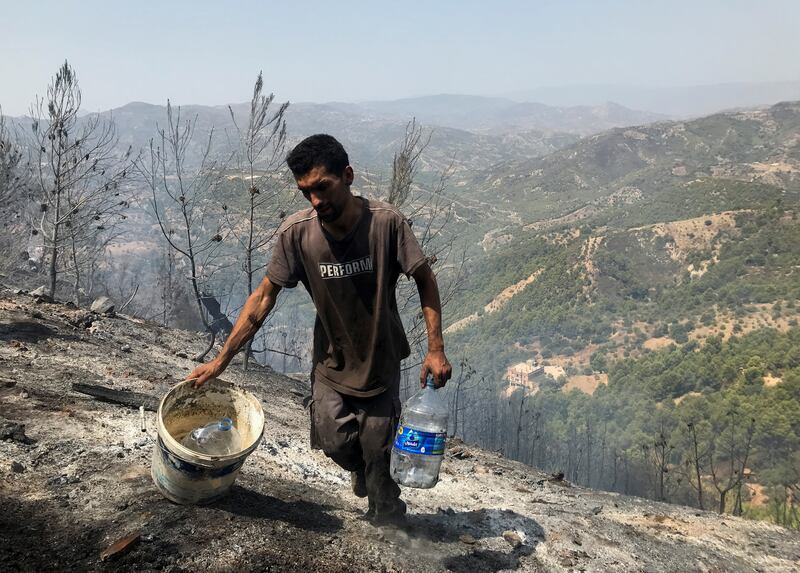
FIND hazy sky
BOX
[1,0,799,115]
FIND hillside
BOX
[434,101,800,526]
[7,86,800,545]
[463,100,800,227]
[2,290,799,571]
[449,101,800,374]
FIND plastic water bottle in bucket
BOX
[181,417,242,456]
[390,374,449,488]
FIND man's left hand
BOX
[420,350,452,388]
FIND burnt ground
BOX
[0,288,799,572]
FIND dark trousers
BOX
[310,375,402,514]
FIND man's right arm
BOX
[186,276,283,388]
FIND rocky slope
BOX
[1,288,798,572]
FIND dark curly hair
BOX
[286,134,349,178]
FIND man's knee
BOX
[312,381,361,468]
[358,390,400,461]
[312,401,362,470]
[324,449,363,472]
[359,416,395,462]
[317,427,362,470]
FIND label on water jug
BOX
[393,426,445,455]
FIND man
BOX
[187,134,452,524]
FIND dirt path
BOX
[483,271,542,315]
[445,271,541,335]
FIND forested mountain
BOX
[463,101,800,225]
[443,101,800,527]
[448,101,800,365]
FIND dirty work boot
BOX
[371,498,407,527]
[364,498,376,520]
[351,470,368,498]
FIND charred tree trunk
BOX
[514,392,526,460]
[689,422,705,510]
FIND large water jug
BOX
[181,417,242,456]
[390,375,449,488]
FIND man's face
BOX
[295,164,354,223]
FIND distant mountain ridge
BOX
[10,95,664,170]
[507,80,800,117]
[102,100,581,175]
[331,94,667,135]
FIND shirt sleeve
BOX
[266,228,301,288]
[396,215,427,277]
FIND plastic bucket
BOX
[151,378,264,504]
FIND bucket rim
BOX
[156,378,264,468]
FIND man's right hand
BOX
[186,359,226,389]
[183,277,281,390]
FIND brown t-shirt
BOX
[266,197,426,397]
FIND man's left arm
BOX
[412,262,452,388]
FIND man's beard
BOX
[316,204,340,222]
